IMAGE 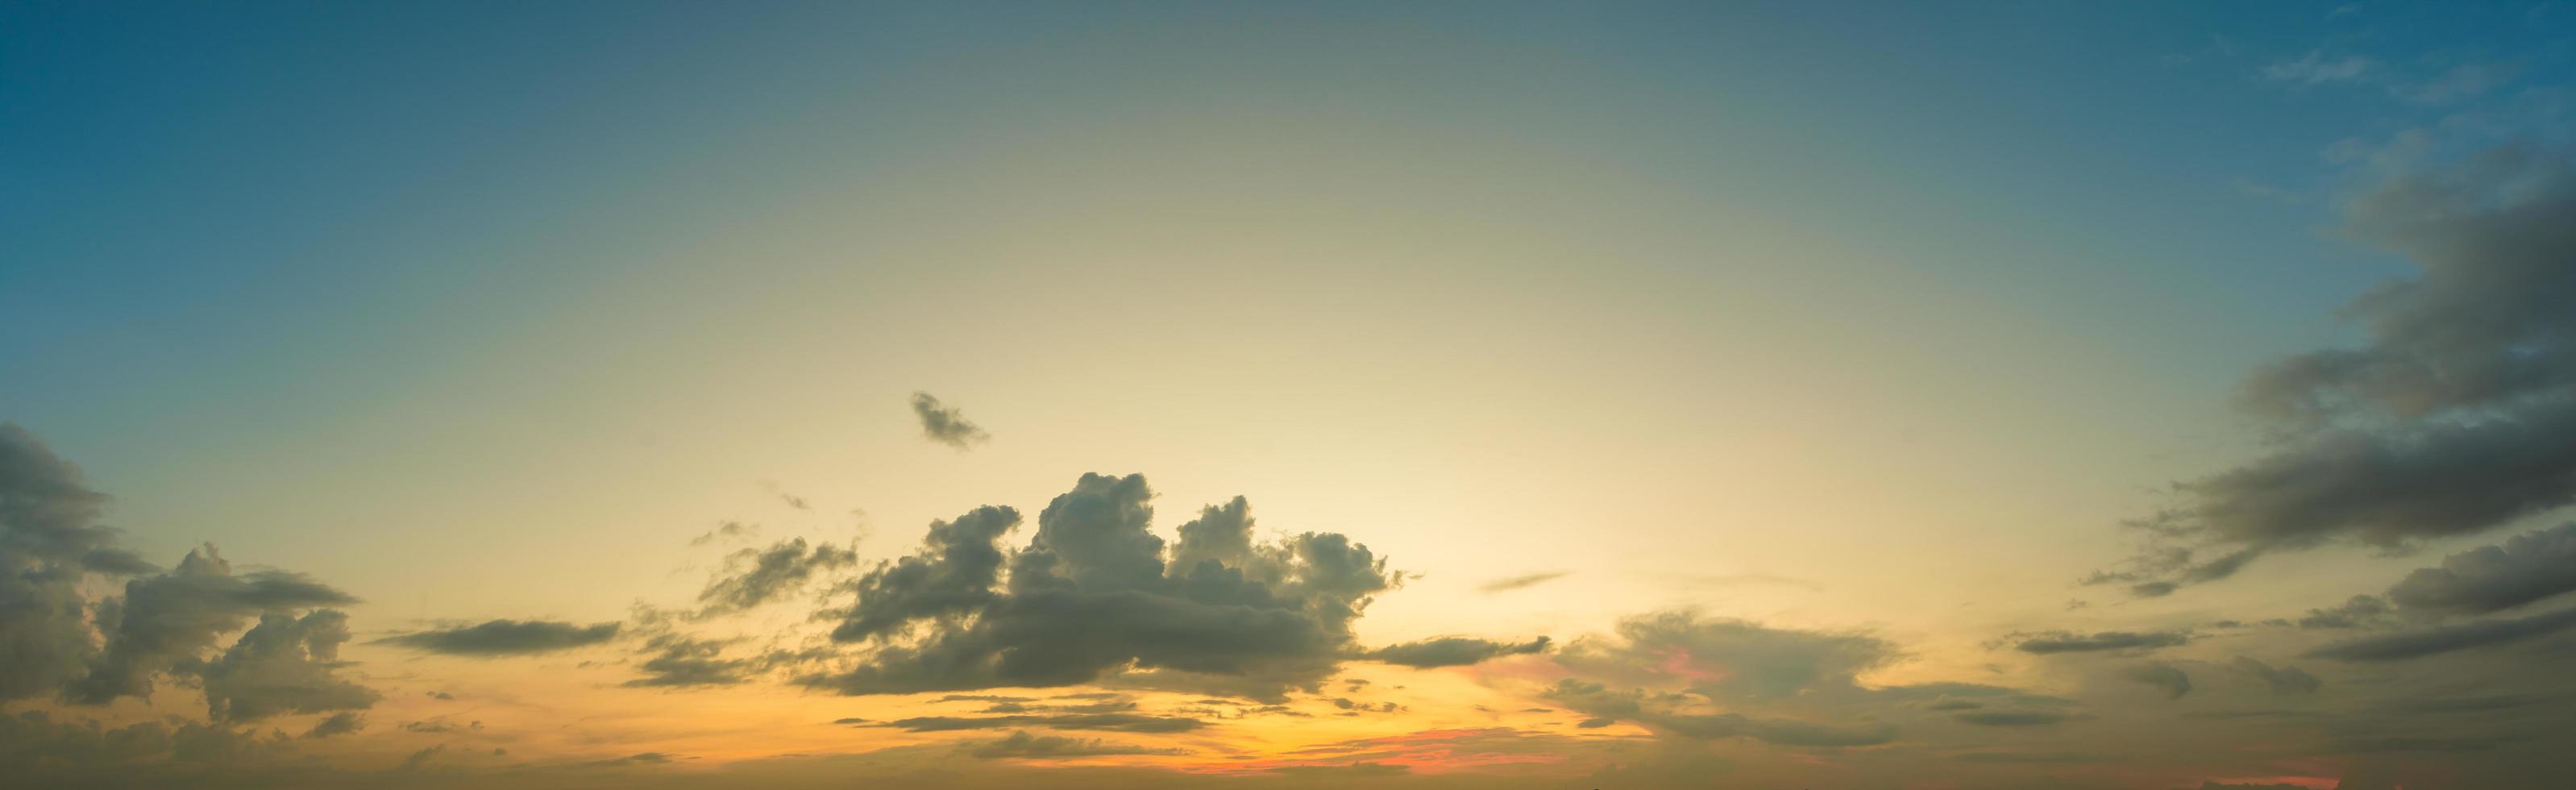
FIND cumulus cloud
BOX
[198,609,378,721]
[623,634,770,688]
[910,392,991,450]
[72,546,359,705]
[0,423,124,701]
[374,619,621,656]
[800,474,1405,702]
[2009,630,2190,655]
[1363,636,1549,667]
[2092,143,2576,594]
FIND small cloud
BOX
[910,392,991,450]
[1478,572,1568,593]
[2008,630,2190,655]
[2262,51,2373,85]
[374,619,623,656]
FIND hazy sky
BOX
[7,2,2576,788]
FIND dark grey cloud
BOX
[1539,613,1978,749]
[199,609,378,721]
[3,422,375,736]
[910,392,990,450]
[1362,636,1549,667]
[623,634,758,688]
[2121,663,2192,700]
[2297,595,2400,630]
[302,712,365,739]
[2009,630,2190,655]
[1558,611,1900,702]
[692,537,858,617]
[374,619,621,656]
[2230,656,2323,695]
[967,730,1186,759]
[874,713,1207,734]
[801,474,1407,702]
[2385,522,2576,616]
[71,546,359,705]
[1477,572,1567,593]
[2094,143,2576,594]
[1548,680,1899,746]
[2306,605,2576,661]
[1951,709,2078,727]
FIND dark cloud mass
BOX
[1363,636,1550,667]
[375,619,622,656]
[801,474,1400,701]
[73,546,358,705]
[199,609,378,721]
[2386,522,2576,616]
[2010,630,2190,655]
[2305,605,2576,662]
[2099,144,2576,592]
[910,392,991,450]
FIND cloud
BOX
[198,609,378,721]
[2121,663,2192,700]
[2395,61,2520,104]
[1547,680,1901,746]
[0,422,123,702]
[910,392,991,450]
[2297,595,2400,630]
[2230,656,2323,695]
[968,730,1186,759]
[1556,611,1899,702]
[71,545,359,705]
[1536,612,1987,749]
[1477,572,1567,593]
[688,520,759,547]
[873,713,1207,734]
[1363,636,1550,667]
[2306,605,2576,661]
[2262,51,2373,85]
[800,474,1409,702]
[2385,522,2576,616]
[302,712,365,739]
[2095,143,2576,594]
[693,537,859,617]
[1952,709,2077,727]
[623,634,762,688]
[375,619,622,656]
[2009,630,2190,655]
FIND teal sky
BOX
[7,2,2576,788]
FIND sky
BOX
[5,2,2576,788]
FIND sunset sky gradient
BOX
[7,2,2576,788]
